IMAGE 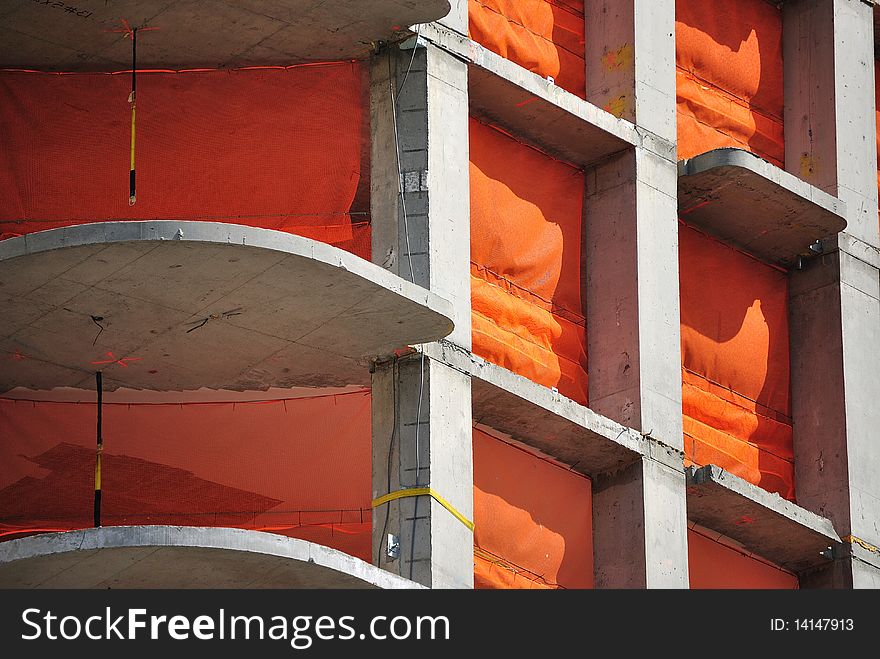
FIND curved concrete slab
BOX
[0,221,454,392]
[678,148,847,266]
[0,1,451,71]
[0,526,424,589]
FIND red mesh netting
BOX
[470,118,588,404]
[0,63,371,259]
[688,528,798,589]
[473,428,593,589]
[680,225,794,499]
[676,0,784,166]
[0,392,373,560]
[469,0,586,98]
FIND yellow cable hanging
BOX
[372,487,474,531]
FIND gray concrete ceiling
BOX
[0,526,423,588]
[0,0,451,71]
[0,221,454,393]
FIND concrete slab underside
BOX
[678,148,847,266]
[0,0,451,71]
[0,221,454,392]
[687,466,840,573]
[0,526,423,589]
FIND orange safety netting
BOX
[688,528,798,589]
[1,391,594,588]
[469,0,586,98]
[0,64,370,260]
[470,118,588,404]
[0,392,373,560]
[676,0,784,166]
[473,428,592,589]
[680,225,794,499]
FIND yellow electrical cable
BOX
[372,487,474,531]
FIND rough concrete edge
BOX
[423,340,645,457]
[0,526,425,590]
[687,465,841,543]
[834,231,880,270]
[0,220,455,341]
[678,147,848,225]
[415,22,640,151]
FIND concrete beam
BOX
[784,0,880,588]
[687,466,840,574]
[416,22,640,167]
[0,221,454,392]
[0,0,452,71]
[0,526,424,589]
[369,41,473,588]
[423,341,646,477]
[678,148,847,267]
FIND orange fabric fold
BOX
[469,0,586,98]
[470,118,587,403]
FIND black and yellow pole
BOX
[94,371,103,527]
[128,27,137,206]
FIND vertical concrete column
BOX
[784,0,880,587]
[584,1,689,588]
[369,18,473,588]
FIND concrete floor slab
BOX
[423,342,646,477]
[678,148,847,266]
[0,221,454,392]
[687,465,841,573]
[0,1,451,71]
[417,23,637,167]
[0,526,423,589]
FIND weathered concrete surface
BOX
[583,0,688,589]
[0,526,424,589]
[687,466,840,573]
[423,341,645,477]
[0,221,454,392]
[0,0,451,71]
[417,22,637,168]
[369,38,473,589]
[593,456,689,588]
[585,0,677,144]
[678,148,847,266]
[784,0,880,588]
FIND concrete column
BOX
[584,0,677,142]
[369,27,473,587]
[784,0,880,587]
[584,0,688,588]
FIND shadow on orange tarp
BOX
[0,64,370,259]
[473,427,593,589]
[676,0,784,166]
[0,392,373,560]
[689,527,798,589]
[470,117,588,404]
[469,0,586,98]
[679,225,794,499]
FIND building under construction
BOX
[0,0,878,589]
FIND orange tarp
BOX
[1,392,592,587]
[689,528,798,589]
[469,0,586,98]
[676,0,784,166]
[0,64,370,259]
[0,393,373,559]
[470,118,588,403]
[473,428,593,589]
[680,226,794,499]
